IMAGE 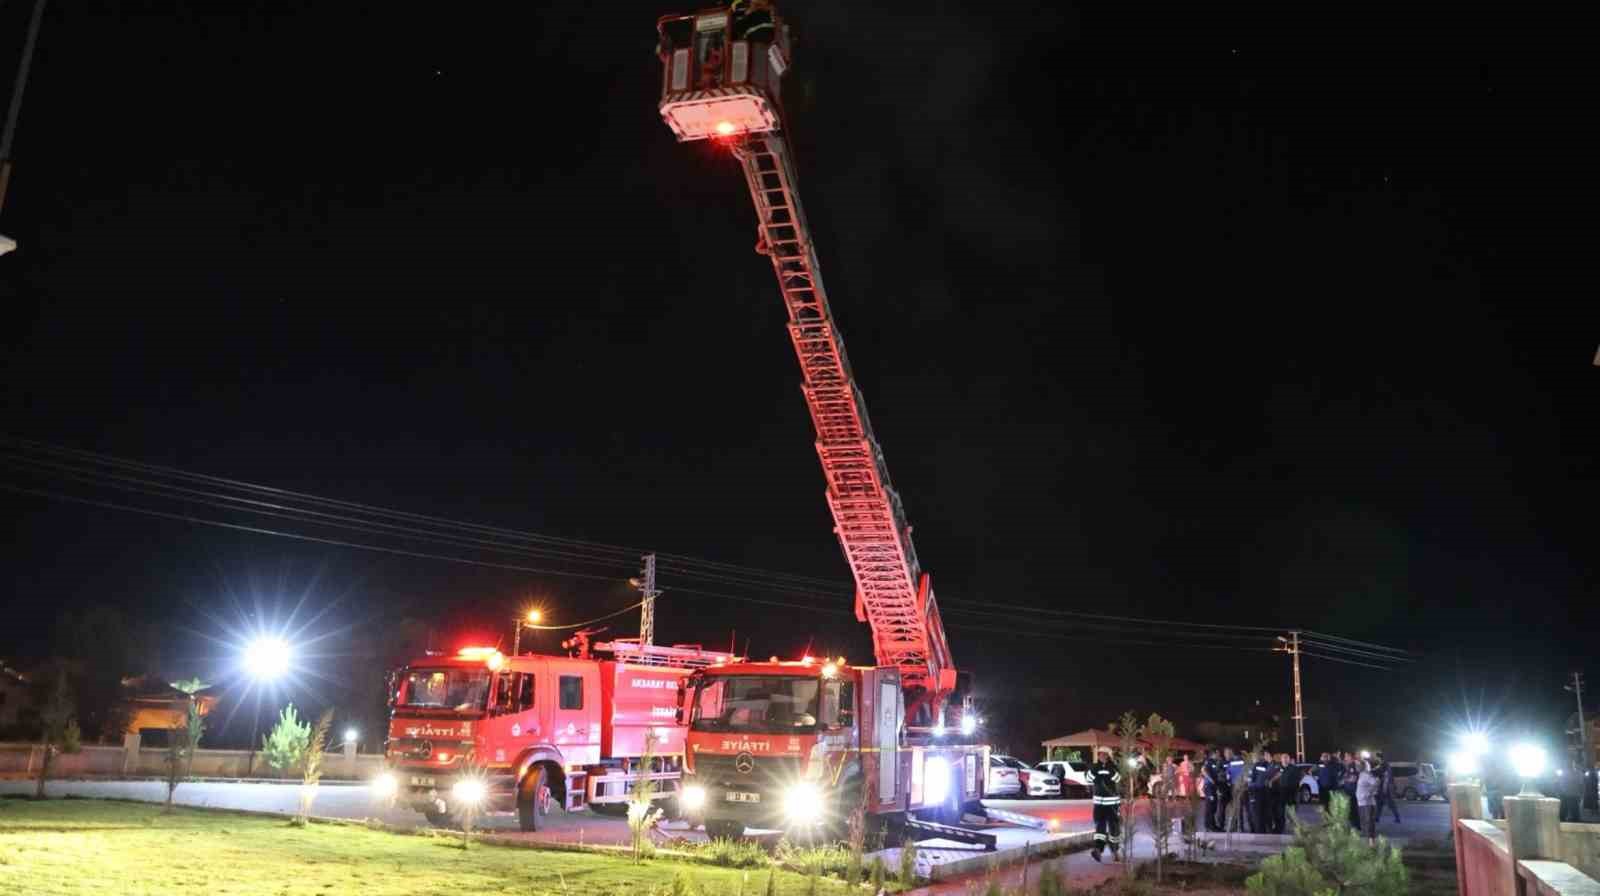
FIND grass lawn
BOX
[0,798,858,895]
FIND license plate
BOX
[410,776,436,788]
[725,792,761,803]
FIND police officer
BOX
[1089,745,1123,862]
[1247,751,1272,833]
[1203,747,1227,832]
[1225,747,1246,830]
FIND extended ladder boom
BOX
[653,5,956,719]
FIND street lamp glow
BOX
[244,637,292,680]
[527,609,542,624]
[344,728,359,744]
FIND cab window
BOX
[559,675,584,710]
[819,679,854,728]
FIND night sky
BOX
[1,2,1594,758]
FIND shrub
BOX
[697,837,769,869]
[898,836,917,885]
[1245,792,1409,895]
[261,704,311,773]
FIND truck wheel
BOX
[518,766,551,832]
[705,819,744,841]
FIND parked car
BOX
[1389,761,1441,800]
[987,755,1022,797]
[1295,763,1320,803]
[994,755,1060,798]
[1036,759,1092,797]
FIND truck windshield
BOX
[691,675,820,733]
[398,668,491,712]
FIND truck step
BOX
[902,818,999,851]
[970,805,1049,830]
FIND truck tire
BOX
[705,819,744,841]
[518,765,551,832]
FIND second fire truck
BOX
[655,3,988,842]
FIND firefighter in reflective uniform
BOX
[1203,748,1228,831]
[1089,746,1123,862]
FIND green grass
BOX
[0,798,857,895]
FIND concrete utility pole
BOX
[636,553,660,649]
[1276,631,1306,761]
[1568,672,1589,764]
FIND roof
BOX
[1043,729,1206,753]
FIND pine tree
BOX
[1246,793,1409,895]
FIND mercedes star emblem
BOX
[735,752,755,774]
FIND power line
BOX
[1299,635,1415,663]
[1301,629,1414,656]
[1298,650,1399,671]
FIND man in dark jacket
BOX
[1088,746,1123,862]
[1203,748,1228,831]
[1316,752,1338,810]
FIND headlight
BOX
[372,772,399,797]
[783,782,824,824]
[452,778,488,804]
[681,784,707,810]
[960,714,977,736]
[924,756,951,806]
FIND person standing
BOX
[1088,746,1123,862]
[1374,753,1401,824]
[1225,747,1246,831]
[1342,753,1362,829]
[1203,748,1227,831]
[1315,752,1337,811]
[1356,760,1381,845]
[1247,751,1272,833]
[1276,752,1300,832]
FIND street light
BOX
[344,727,359,745]
[244,638,292,680]
[512,608,543,655]
[1510,743,1546,796]
[242,636,292,777]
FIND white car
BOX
[986,755,1022,797]
[1036,760,1092,797]
[994,755,1060,798]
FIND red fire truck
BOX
[655,4,990,844]
[379,637,731,830]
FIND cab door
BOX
[546,658,601,767]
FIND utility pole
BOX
[1568,672,1589,765]
[636,553,659,649]
[1276,631,1306,761]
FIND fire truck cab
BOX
[678,657,985,841]
[382,641,725,830]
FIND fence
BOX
[1450,782,1600,895]
[0,735,382,781]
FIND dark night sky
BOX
[0,2,1595,756]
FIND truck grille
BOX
[692,754,803,789]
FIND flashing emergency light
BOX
[821,662,838,678]
[931,722,946,737]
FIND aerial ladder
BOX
[654,3,961,731]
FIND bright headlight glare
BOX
[1449,751,1479,777]
[681,784,707,810]
[372,772,399,797]
[960,714,977,736]
[1510,743,1545,779]
[783,782,823,823]
[924,756,950,806]
[1465,732,1490,757]
[452,778,488,804]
